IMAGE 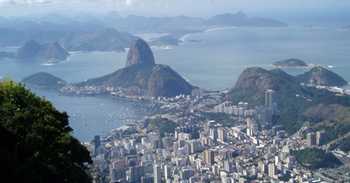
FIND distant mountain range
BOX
[0,12,286,50]
[0,27,137,52]
[0,24,136,52]
[104,12,287,33]
[206,12,287,27]
[61,28,137,52]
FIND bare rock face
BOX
[126,39,155,67]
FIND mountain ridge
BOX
[229,66,350,133]
[206,12,287,27]
[297,66,348,87]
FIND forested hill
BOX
[0,80,92,183]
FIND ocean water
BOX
[155,26,350,89]
[29,89,139,141]
[1,26,350,141]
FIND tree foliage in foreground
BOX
[0,80,92,183]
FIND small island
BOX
[273,58,309,68]
[1,40,71,62]
[149,35,180,47]
[22,72,67,90]
[17,40,70,61]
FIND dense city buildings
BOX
[86,89,350,183]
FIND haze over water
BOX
[1,26,350,140]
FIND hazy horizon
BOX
[0,0,350,26]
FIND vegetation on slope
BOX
[22,72,67,90]
[305,104,350,151]
[146,117,177,137]
[297,66,348,87]
[229,67,350,134]
[201,112,237,127]
[0,80,92,183]
[293,148,342,169]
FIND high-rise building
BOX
[209,127,218,141]
[264,90,275,125]
[223,160,234,173]
[180,168,195,180]
[265,89,274,109]
[246,118,256,137]
[203,149,215,166]
[316,131,326,146]
[154,163,162,183]
[189,140,203,154]
[93,135,101,156]
[307,132,317,146]
[110,166,126,183]
[164,165,172,182]
[127,165,144,183]
[141,176,153,183]
[258,161,266,175]
[268,163,276,178]
[218,127,226,143]
[274,156,279,166]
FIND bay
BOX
[1,26,350,141]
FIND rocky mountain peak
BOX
[126,38,155,67]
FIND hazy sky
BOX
[0,0,350,22]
